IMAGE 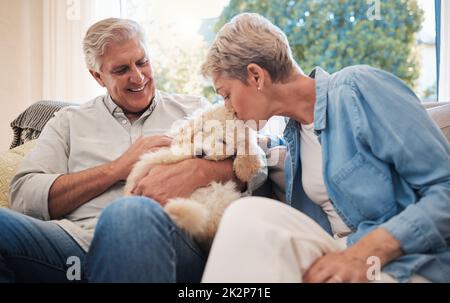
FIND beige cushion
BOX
[0,140,37,208]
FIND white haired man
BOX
[0,18,265,282]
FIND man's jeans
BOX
[0,207,86,282]
[0,197,206,282]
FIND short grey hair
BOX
[201,13,297,84]
[83,18,148,71]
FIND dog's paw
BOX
[123,180,135,196]
[233,154,262,182]
[165,199,209,239]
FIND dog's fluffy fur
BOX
[124,104,263,247]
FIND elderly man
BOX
[0,18,264,283]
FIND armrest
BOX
[426,103,450,144]
[10,100,77,149]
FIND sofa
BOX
[1,101,450,208]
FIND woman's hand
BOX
[303,250,369,283]
[304,228,403,283]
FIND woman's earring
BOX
[257,86,261,91]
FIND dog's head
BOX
[170,104,258,161]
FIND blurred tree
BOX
[215,0,424,88]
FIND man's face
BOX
[90,37,155,113]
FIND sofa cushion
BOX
[0,140,37,208]
[427,103,450,143]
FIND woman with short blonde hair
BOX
[201,13,450,283]
[202,13,299,84]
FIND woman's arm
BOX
[307,66,450,282]
[352,66,450,255]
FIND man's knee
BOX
[97,196,171,231]
[0,207,15,224]
[0,208,13,249]
[0,208,22,242]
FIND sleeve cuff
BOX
[11,173,61,221]
[380,204,446,254]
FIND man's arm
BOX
[48,161,120,219]
[9,106,173,220]
[48,135,172,219]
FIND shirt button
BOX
[122,120,127,125]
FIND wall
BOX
[0,0,43,151]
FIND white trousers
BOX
[202,197,428,283]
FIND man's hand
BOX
[112,135,173,180]
[131,159,204,205]
[303,228,403,283]
[131,158,241,205]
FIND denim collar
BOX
[310,67,330,133]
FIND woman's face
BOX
[213,74,270,130]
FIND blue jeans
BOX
[84,197,207,282]
[0,208,86,283]
[0,196,205,283]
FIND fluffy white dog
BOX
[124,104,264,248]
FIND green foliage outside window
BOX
[215,0,424,88]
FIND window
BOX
[42,0,126,103]
[416,0,437,101]
[124,0,229,97]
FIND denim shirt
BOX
[283,65,450,282]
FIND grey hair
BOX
[83,18,148,71]
[201,13,298,84]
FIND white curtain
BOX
[42,0,124,103]
[439,0,450,102]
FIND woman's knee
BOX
[222,197,281,224]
